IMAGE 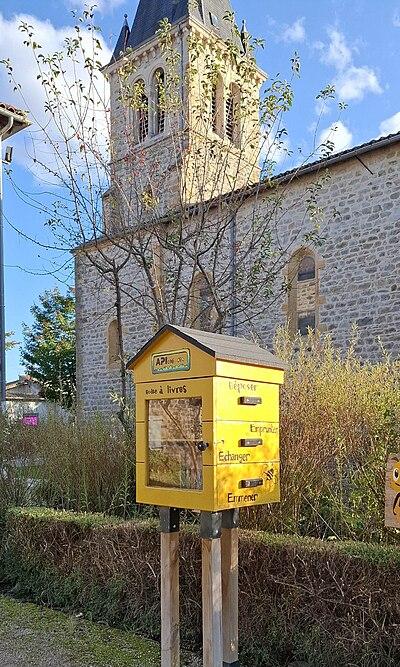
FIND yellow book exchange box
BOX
[128,325,286,512]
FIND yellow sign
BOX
[128,325,285,512]
[385,453,400,528]
[152,348,191,375]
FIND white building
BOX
[6,376,67,421]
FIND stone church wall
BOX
[75,247,153,414]
[241,141,400,359]
[75,141,400,414]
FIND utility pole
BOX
[0,103,30,410]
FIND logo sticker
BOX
[151,349,191,375]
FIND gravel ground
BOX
[0,595,200,667]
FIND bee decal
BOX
[389,456,400,518]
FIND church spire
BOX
[240,19,250,55]
[112,0,236,57]
[112,14,131,62]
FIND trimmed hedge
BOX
[1,508,400,667]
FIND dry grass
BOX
[0,416,135,519]
[243,328,400,541]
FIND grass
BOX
[0,594,198,666]
[0,594,159,666]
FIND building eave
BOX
[72,130,400,254]
[275,131,400,185]
[0,103,31,138]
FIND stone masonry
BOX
[75,137,400,414]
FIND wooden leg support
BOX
[201,512,223,667]
[160,508,180,667]
[221,510,239,667]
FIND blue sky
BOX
[1,0,400,380]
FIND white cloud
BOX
[318,28,382,103]
[393,12,400,27]
[378,111,400,137]
[322,28,352,70]
[0,13,111,178]
[318,121,353,154]
[313,40,324,52]
[335,65,382,101]
[282,18,306,43]
[66,0,126,15]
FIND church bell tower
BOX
[103,0,265,229]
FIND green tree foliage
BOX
[5,332,17,351]
[21,289,76,408]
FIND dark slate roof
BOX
[112,15,131,62]
[127,324,286,370]
[112,0,237,58]
[276,131,400,184]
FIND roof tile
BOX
[128,324,286,371]
[113,0,237,58]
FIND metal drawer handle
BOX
[239,478,263,489]
[239,396,262,406]
[239,438,263,448]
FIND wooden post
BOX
[201,512,223,667]
[221,510,239,667]
[160,508,180,667]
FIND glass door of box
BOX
[148,397,203,490]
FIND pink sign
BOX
[22,415,39,427]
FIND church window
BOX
[298,255,316,282]
[192,273,214,331]
[197,0,204,20]
[139,99,149,142]
[226,95,234,141]
[108,319,120,365]
[133,79,148,143]
[209,13,219,27]
[226,84,241,146]
[153,68,166,135]
[298,312,316,337]
[211,85,217,132]
[287,249,319,338]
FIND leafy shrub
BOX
[1,508,399,667]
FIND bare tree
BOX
[1,6,343,426]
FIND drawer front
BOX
[214,378,279,422]
[214,421,279,465]
[137,420,278,467]
[216,461,280,510]
[136,413,214,466]
[136,462,216,511]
